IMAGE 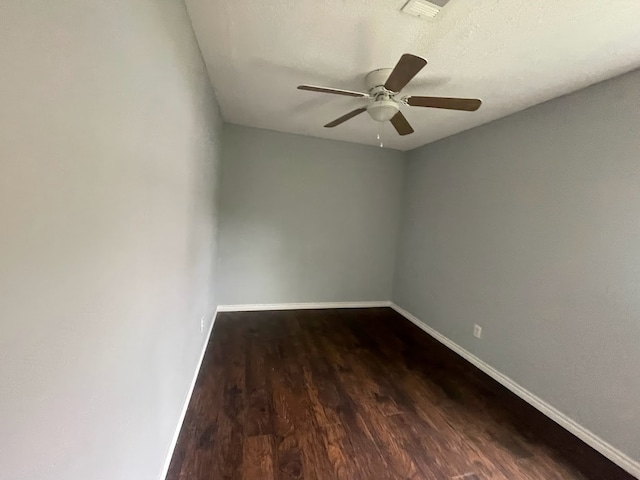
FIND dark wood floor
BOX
[167,308,634,480]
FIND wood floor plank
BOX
[296,319,345,427]
[243,435,274,480]
[321,423,358,480]
[166,308,635,480]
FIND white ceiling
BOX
[185,0,640,151]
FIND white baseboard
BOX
[390,302,640,479]
[216,301,391,312]
[158,309,218,480]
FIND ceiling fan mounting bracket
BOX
[369,85,395,100]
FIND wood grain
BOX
[243,435,274,480]
[166,308,633,480]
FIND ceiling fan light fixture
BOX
[367,100,400,122]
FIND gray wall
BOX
[393,69,640,462]
[0,1,223,479]
[217,125,404,305]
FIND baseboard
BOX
[390,302,640,479]
[216,301,391,312]
[158,309,218,480]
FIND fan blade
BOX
[324,107,368,128]
[407,96,482,111]
[390,111,414,136]
[298,85,369,98]
[384,54,427,92]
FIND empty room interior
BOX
[3,0,640,479]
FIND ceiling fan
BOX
[297,53,482,136]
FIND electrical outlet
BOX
[200,316,205,333]
[473,324,482,339]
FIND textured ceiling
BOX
[185,0,640,151]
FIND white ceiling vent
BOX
[401,0,450,19]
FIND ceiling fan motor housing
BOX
[366,68,394,91]
[365,68,400,122]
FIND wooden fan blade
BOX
[407,96,482,111]
[384,54,427,93]
[298,85,368,98]
[390,111,414,136]
[324,107,368,128]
